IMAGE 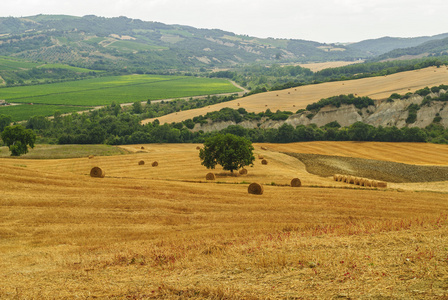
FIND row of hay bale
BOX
[333,174,387,188]
[248,178,302,195]
[138,160,158,167]
[89,160,159,178]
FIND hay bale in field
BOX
[359,178,366,186]
[348,176,355,184]
[138,160,145,165]
[152,161,158,167]
[239,168,248,175]
[88,155,94,159]
[90,167,105,178]
[377,181,387,188]
[206,173,215,180]
[248,183,263,195]
[342,175,348,182]
[141,146,145,150]
[258,154,264,159]
[261,146,268,150]
[364,179,372,187]
[261,159,268,165]
[333,174,340,181]
[371,180,378,187]
[354,177,362,185]
[196,146,201,150]
[290,178,302,187]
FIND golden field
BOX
[1,141,448,299]
[142,66,448,125]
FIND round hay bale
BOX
[248,183,264,195]
[138,160,145,165]
[90,167,105,178]
[354,177,361,185]
[359,178,366,186]
[348,176,355,184]
[239,168,248,175]
[152,161,158,167]
[290,178,302,187]
[364,179,372,187]
[377,181,387,188]
[88,155,94,159]
[196,146,201,150]
[141,146,145,150]
[258,154,264,159]
[206,173,215,180]
[371,180,378,187]
[333,174,340,181]
[261,159,268,165]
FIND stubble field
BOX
[1,142,448,299]
[142,66,448,125]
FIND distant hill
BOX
[0,14,368,72]
[346,33,448,56]
[373,37,448,61]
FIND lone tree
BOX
[1,125,36,156]
[199,133,255,173]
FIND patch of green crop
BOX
[0,56,40,71]
[0,104,92,122]
[0,75,242,106]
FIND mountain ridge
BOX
[1,14,447,72]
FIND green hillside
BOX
[0,14,368,73]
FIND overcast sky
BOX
[2,0,447,43]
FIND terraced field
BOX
[142,66,448,125]
[1,142,447,298]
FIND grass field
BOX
[0,75,242,106]
[143,66,448,125]
[1,142,447,298]
[0,56,40,71]
[0,104,92,122]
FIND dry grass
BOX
[1,142,448,298]
[142,66,448,125]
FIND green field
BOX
[0,56,40,71]
[0,104,91,122]
[0,75,241,106]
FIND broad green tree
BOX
[1,125,36,156]
[199,133,255,173]
[0,114,12,132]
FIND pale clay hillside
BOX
[142,66,448,127]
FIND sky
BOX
[2,0,448,43]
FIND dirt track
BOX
[287,152,448,183]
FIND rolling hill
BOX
[0,14,367,72]
[142,66,448,125]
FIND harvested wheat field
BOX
[298,60,362,72]
[142,66,448,125]
[1,142,448,299]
